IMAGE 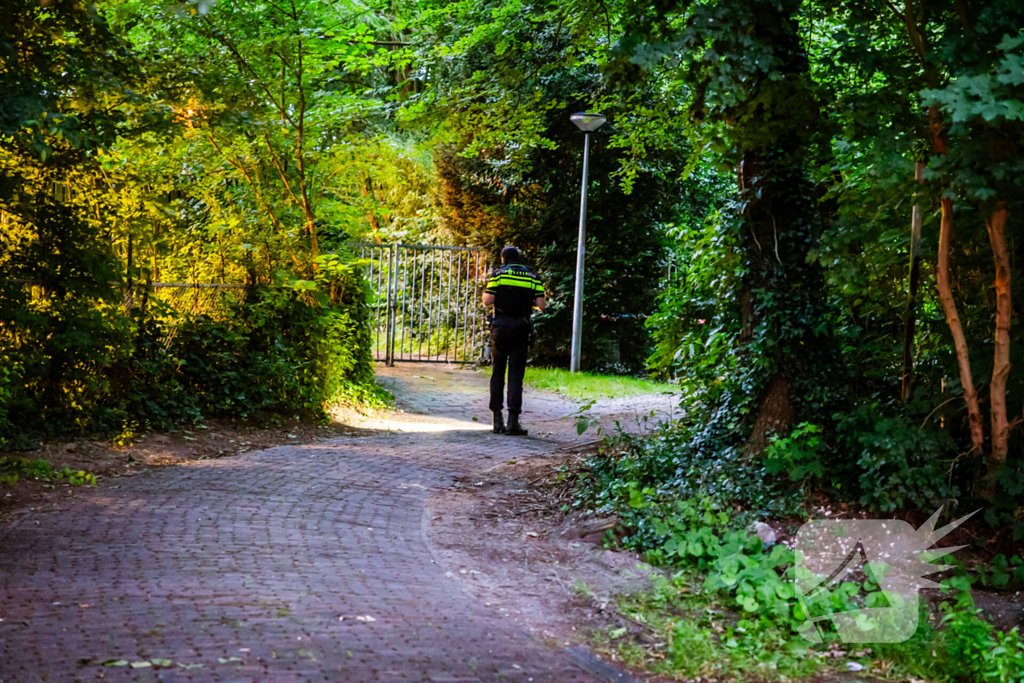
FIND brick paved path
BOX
[1,365,655,683]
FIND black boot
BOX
[505,413,528,436]
[492,411,506,434]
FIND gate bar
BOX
[387,244,397,365]
[427,249,435,360]
[339,242,487,365]
[445,250,453,363]
[418,250,426,360]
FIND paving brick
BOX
[0,365,623,682]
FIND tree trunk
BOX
[986,201,1010,491]
[935,195,985,454]
[125,233,134,315]
[901,161,924,403]
[744,374,796,456]
[360,172,382,242]
[729,5,824,457]
[737,152,802,456]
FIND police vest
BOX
[485,264,545,318]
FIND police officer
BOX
[482,245,545,435]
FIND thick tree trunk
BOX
[901,161,924,403]
[731,6,823,457]
[744,374,796,456]
[986,202,1010,491]
[738,152,801,456]
[935,196,985,454]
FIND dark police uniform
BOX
[485,263,544,419]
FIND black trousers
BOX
[489,317,530,415]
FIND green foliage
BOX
[629,0,1023,530]
[109,0,422,272]
[582,400,963,537]
[938,583,1024,683]
[836,404,960,513]
[53,468,97,486]
[975,554,1024,590]
[588,472,1023,682]
[0,358,14,449]
[608,573,822,680]
[644,211,734,382]
[578,422,803,546]
[0,458,96,487]
[413,0,712,372]
[0,264,379,443]
[764,423,826,482]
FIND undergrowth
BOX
[573,421,1024,682]
[0,458,97,488]
[1,257,384,446]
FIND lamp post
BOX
[569,112,606,373]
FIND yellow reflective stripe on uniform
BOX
[494,279,544,296]
[485,268,544,296]
[492,275,539,287]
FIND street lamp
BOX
[569,112,606,373]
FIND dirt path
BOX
[0,364,673,682]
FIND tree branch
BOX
[192,15,297,126]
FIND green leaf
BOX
[997,32,1024,52]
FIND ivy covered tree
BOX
[603,0,836,452]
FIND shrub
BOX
[939,581,1024,683]
[0,357,15,448]
[835,403,959,512]
[763,422,826,483]
[0,259,380,444]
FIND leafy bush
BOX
[172,272,382,420]
[763,422,826,482]
[591,475,1023,683]
[578,419,802,544]
[0,357,15,448]
[976,553,1024,590]
[835,404,959,512]
[939,581,1024,683]
[0,259,381,444]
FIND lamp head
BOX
[570,112,606,132]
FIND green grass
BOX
[597,574,829,682]
[486,366,673,401]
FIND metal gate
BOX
[343,243,490,365]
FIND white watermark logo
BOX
[793,507,978,644]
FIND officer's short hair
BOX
[501,245,520,265]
